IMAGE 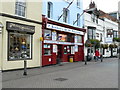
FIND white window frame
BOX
[15,0,26,17]
[63,8,69,23]
[77,13,80,26]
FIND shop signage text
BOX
[6,22,35,34]
[47,24,84,35]
[44,40,83,45]
[105,37,113,43]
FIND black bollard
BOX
[101,55,103,62]
[85,56,87,65]
[23,59,27,76]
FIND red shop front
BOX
[42,16,86,66]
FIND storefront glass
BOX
[44,30,52,40]
[8,32,32,60]
[44,44,51,55]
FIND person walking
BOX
[95,49,100,61]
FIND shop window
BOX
[64,46,67,54]
[44,30,52,40]
[67,34,74,42]
[58,33,74,42]
[15,0,26,17]
[44,44,51,55]
[77,35,82,43]
[58,34,67,42]
[8,32,32,60]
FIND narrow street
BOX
[2,58,118,88]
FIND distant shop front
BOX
[42,16,86,66]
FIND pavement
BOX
[2,58,118,88]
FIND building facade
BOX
[42,0,85,66]
[0,0,42,70]
[84,1,118,59]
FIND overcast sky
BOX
[83,0,120,13]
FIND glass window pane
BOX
[44,30,52,40]
[8,32,32,60]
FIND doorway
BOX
[57,45,62,64]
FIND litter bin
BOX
[69,55,74,62]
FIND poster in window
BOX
[75,45,78,52]
[71,46,75,54]
[75,35,77,43]
[52,31,57,40]
[53,45,57,53]
[44,30,51,40]
[58,34,67,42]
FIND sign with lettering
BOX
[105,37,113,43]
[47,24,84,35]
[6,22,35,34]
[44,40,83,45]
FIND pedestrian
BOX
[95,49,100,61]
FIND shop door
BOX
[57,45,62,64]
[78,46,84,61]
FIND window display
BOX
[44,30,52,40]
[58,34,67,42]
[77,35,82,43]
[44,44,51,55]
[8,32,32,60]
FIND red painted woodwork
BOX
[42,16,86,66]
[51,53,57,64]
[78,46,84,61]
[42,56,52,66]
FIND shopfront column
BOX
[0,24,3,70]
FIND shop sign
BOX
[44,40,83,45]
[44,40,57,44]
[105,37,113,43]
[6,22,35,34]
[47,24,84,35]
[74,43,83,45]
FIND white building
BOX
[84,1,118,59]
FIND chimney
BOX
[89,1,96,9]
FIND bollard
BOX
[84,56,87,65]
[23,59,27,76]
[101,55,103,62]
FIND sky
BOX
[83,0,120,13]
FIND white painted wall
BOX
[84,12,118,58]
